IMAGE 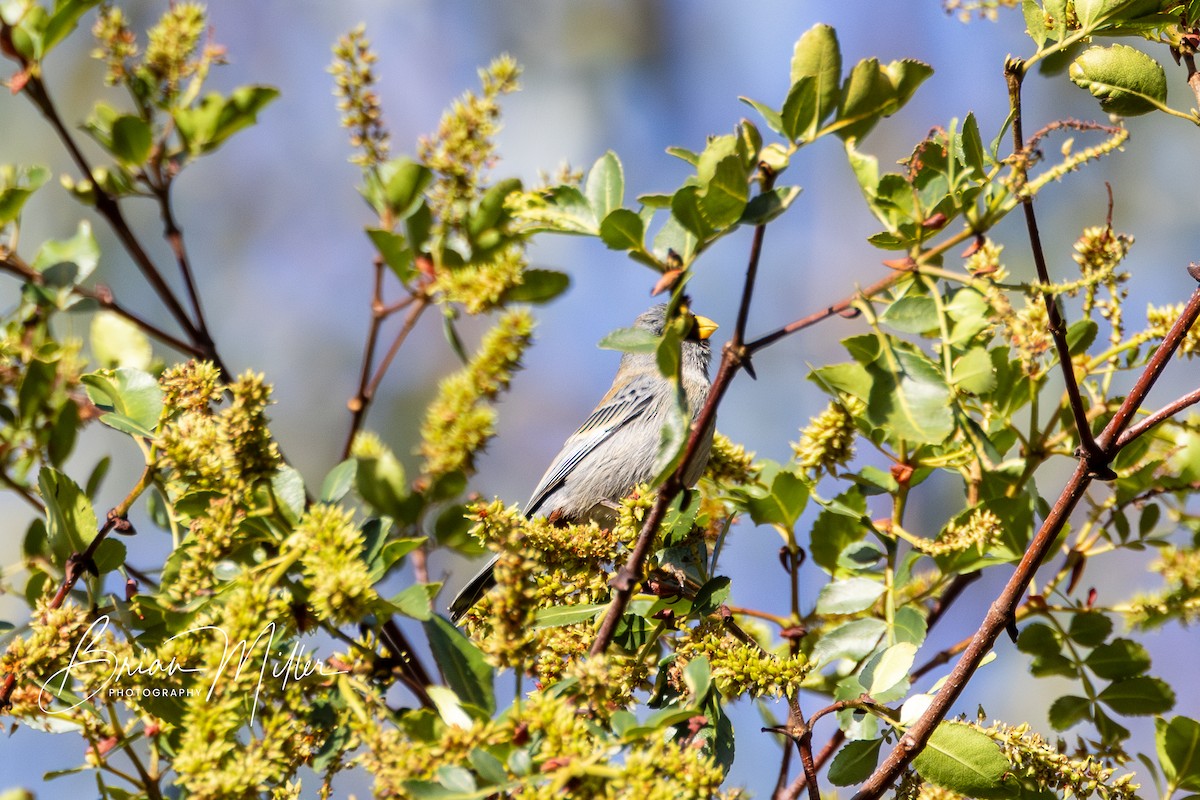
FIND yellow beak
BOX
[693,314,719,341]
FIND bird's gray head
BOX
[629,303,718,375]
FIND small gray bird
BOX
[448,303,718,622]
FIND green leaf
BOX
[1066,319,1099,356]
[382,158,434,220]
[738,96,785,136]
[811,618,887,666]
[90,311,153,371]
[92,537,126,575]
[1069,44,1167,116]
[214,85,280,152]
[502,269,570,304]
[810,488,868,574]
[835,58,933,141]
[321,460,357,503]
[912,723,1009,798]
[34,220,100,285]
[366,228,415,282]
[598,324,659,354]
[699,155,750,229]
[1158,716,1200,792]
[354,443,411,520]
[599,208,645,252]
[828,737,883,786]
[951,347,997,395]
[42,0,101,54]
[520,185,597,235]
[0,164,51,225]
[81,367,164,436]
[390,583,438,621]
[881,295,939,334]
[1067,611,1113,646]
[816,576,884,615]
[683,655,712,701]
[39,468,99,561]
[693,576,732,616]
[780,76,819,143]
[423,616,494,714]
[1098,676,1175,715]
[745,469,810,530]
[586,151,624,220]
[790,24,842,137]
[860,641,917,695]
[739,185,802,226]
[1048,694,1092,730]
[867,346,954,445]
[1086,638,1149,680]
[893,605,928,646]
[532,603,606,629]
[109,115,153,166]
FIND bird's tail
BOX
[448,555,499,623]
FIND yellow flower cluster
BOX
[676,621,808,699]
[294,504,379,624]
[793,400,860,477]
[703,432,760,485]
[1127,546,1200,628]
[1146,303,1200,358]
[330,25,390,169]
[979,720,1139,800]
[914,507,1004,557]
[419,309,535,479]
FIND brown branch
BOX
[1,252,204,358]
[155,186,214,358]
[341,289,428,459]
[852,278,1200,800]
[778,731,846,800]
[1115,385,1200,450]
[0,466,154,709]
[19,76,205,350]
[1005,63,1103,468]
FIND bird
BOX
[448,303,718,622]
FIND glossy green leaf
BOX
[599,208,645,251]
[90,311,153,371]
[1067,611,1113,646]
[39,467,99,560]
[816,576,884,615]
[912,723,1009,798]
[810,488,868,573]
[1069,44,1167,116]
[34,220,100,285]
[861,641,917,695]
[745,469,809,530]
[881,295,939,334]
[811,618,887,666]
[92,537,126,575]
[835,58,933,141]
[684,655,713,701]
[790,23,842,137]
[951,347,997,395]
[532,603,607,629]
[520,185,597,235]
[109,115,153,166]
[366,228,415,282]
[423,616,494,714]
[694,576,732,616]
[1048,694,1092,730]
[81,367,164,436]
[739,185,802,226]
[1158,716,1200,792]
[354,443,411,520]
[389,583,438,621]
[598,324,659,353]
[502,269,570,304]
[586,151,624,220]
[738,95,785,136]
[1097,676,1175,715]
[320,459,356,503]
[828,737,883,786]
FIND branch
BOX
[0,466,154,709]
[852,277,1200,800]
[341,290,428,459]
[1005,62,1104,470]
[1115,385,1200,449]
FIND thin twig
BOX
[0,466,154,708]
[1005,63,1103,467]
[1115,385,1200,449]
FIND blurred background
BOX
[3,1,1200,796]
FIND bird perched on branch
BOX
[448,303,718,622]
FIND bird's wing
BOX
[524,374,656,518]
